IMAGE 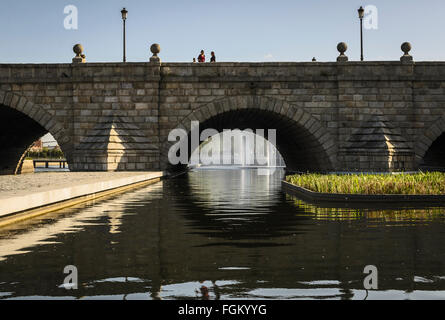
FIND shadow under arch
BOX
[160,95,337,173]
[416,116,445,169]
[0,90,72,174]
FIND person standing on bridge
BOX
[210,51,216,62]
[198,50,205,63]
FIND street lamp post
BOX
[121,8,128,62]
[358,6,365,61]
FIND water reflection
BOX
[0,182,163,261]
[171,169,304,244]
[286,196,445,224]
[0,169,445,300]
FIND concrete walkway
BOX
[0,171,164,218]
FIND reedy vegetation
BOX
[286,172,445,195]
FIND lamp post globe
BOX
[358,6,365,19]
[121,8,128,20]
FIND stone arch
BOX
[416,115,445,168]
[0,90,72,174]
[160,95,337,172]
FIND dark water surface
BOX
[1,169,445,300]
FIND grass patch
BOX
[285,172,445,195]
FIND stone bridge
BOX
[1,46,445,174]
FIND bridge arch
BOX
[160,95,337,172]
[416,116,445,170]
[0,90,71,174]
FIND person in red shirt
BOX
[198,50,205,63]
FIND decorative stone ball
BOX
[401,42,412,54]
[73,44,83,55]
[150,43,161,56]
[337,42,348,54]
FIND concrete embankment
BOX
[0,171,164,227]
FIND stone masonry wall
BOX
[0,61,444,173]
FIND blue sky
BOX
[0,0,444,63]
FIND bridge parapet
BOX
[1,61,445,84]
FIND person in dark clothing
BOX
[210,51,216,62]
[198,50,205,63]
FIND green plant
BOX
[27,147,65,159]
[286,172,445,195]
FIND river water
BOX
[1,169,445,300]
